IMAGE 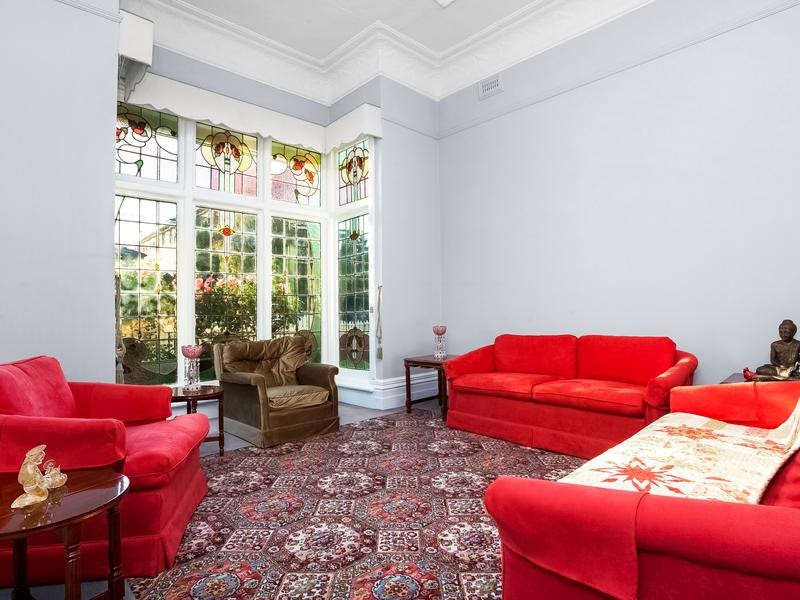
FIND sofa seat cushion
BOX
[268,385,329,410]
[453,373,564,400]
[533,379,645,416]
[124,413,209,490]
[0,356,76,418]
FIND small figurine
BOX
[745,320,800,381]
[10,445,68,509]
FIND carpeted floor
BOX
[131,409,585,599]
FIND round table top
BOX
[0,470,129,540]
[172,384,224,400]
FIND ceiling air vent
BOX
[478,74,503,100]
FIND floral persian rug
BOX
[131,409,585,599]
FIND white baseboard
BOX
[339,372,440,411]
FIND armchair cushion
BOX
[221,337,307,387]
[494,334,578,378]
[267,385,329,410]
[453,372,563,400]
[577,335,676,386]
[124,413,209,490]
[533,379,645,416]
[69,381,172,423]
[0,356,76,417]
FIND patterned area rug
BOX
[131,409,585,599]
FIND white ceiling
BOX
[122,0,654,104]
[179,0,541,58]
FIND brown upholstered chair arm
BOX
[220,371,267,387]
[297,363,339,410]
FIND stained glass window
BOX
[271,141,322,207]
[115,195,178,384]
[195,207,258,380]
[338,214,370,370]
[116,102,179,182]
[196,124,258,196]
[338,140,369,205]
[271,217,322,362]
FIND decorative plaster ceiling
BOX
[120,0,653,104]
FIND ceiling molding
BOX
[120,0,653,104]
[55,0,123,22]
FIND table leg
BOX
[186,399,191,415]
[218,396,225,456]
[63,523,82,600]
[12,537,33,600]
[440,369,448,421]
[107,504,124,600]
[404,363,412,413]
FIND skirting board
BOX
[339,372,440,411]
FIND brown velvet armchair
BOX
[213,336,339,447]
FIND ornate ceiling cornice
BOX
[120,0,653,104]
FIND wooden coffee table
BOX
[0,470,129,600]
[403,355,458,420]
[172,385,225,456]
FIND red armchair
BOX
[444,334,697,458]
[0,356,209,584]
[486,381,800,599]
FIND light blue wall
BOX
[437,0,800,384]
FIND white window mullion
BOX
[258,135,271,341]
[176,117,197,385]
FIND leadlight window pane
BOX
[116,102,179,182]
[195,124,258,196]
[338,140,369,206]
[271,217,322,361]
[338,214,369,370]
[271,141,322,207]
[195,207,258,380]
[115,195,178,384]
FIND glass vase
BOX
[433,325,447,359]
[184,358,200,391]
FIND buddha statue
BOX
[755,319,800,379]
[10,445,68,509]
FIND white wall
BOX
[438,3,800,384]
[0,0,119,380]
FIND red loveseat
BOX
[444,334,697,458]
[486,381,800,599]
[0,356,209,584]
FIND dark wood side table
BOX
[0,470,129,600]
[172,385,225,456]
[721,373,746,384]
[403,355,458,421]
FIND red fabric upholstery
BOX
[487,383,800,599]
[453,372,562,400]
[69,381,172,423]
[577,335,676,386]
[494,334,577,378]
[125,414,210,490]
[533,379,645,417]
[0,356,76,417]
[443,345,494,380]
[0,356,208,586]
[446,335,696,458]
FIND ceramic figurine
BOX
[10,445,68,509]
[744,320,800,381]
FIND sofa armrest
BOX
[69,381,172,423]
[297,363,339,409]
[444,345,495,380]
[643,351,698,415]
[0,415,126,474]
[220,371,267,387]
[637,493,800,580]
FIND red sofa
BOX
[0,356,209,584]
[444,334,697,458]
[486,381,800,600]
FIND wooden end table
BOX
[403,355,458,421]
[172,385,225,456]
[0,470,129,600]
[720,373,746,384]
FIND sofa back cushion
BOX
[222,337,308,387]
[577,336,676,386]
[494,335,578,378]
[0,356,77,417]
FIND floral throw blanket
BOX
[560,401,800,503]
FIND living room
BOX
[2,0,800,598]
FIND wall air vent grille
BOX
[478,74,503,100]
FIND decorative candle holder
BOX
[433,325,447,359]
[181,345,204,391]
